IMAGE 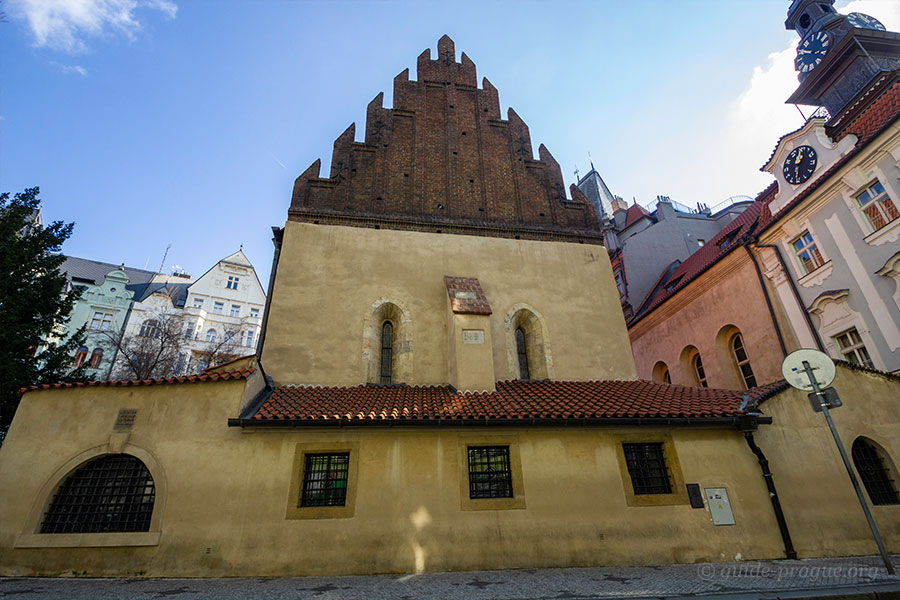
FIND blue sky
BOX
[2,0,898,284]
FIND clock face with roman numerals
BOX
[847,12,885,31]
[783,145,818,185]
[795,30,830,74]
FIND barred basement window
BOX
[515,327,530,380]
[622,442,672,495]
[380,321,393,384]
[300,453,350,507]
[41,455,155,533]
[467,446,513,499]
[852,438,899,506]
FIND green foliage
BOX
[0,188,90,429]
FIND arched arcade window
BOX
[205,329,217,342]
[852,438,900,506]
[380,321,393,385]
[41,454,155,534]
[693,353,708,388]
[730,333,757,388]
[89,348,104,368]
[652,361,671,384]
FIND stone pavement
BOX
[1,555,900,599]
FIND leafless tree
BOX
[102,311,186,380]
[103,311,249,380]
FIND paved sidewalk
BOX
[1,555,900,599]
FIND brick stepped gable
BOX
[289,35,602,244]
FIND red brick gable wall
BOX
[288,35,602,243]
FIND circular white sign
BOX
[781,349,836,391]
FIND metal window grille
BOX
[41,455,155,534]
[694,353,708,387]
[515,328,530,380]
[852,439,900,506]
[380,321,393,384]
[300,453,350,507]
[834,328,874,369]
[467,446,513,499]
[792,230,825,274]
[731,333,757,388]
[622,442,672,495]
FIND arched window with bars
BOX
[380,321,393,385]
[852,437,900,505]
[41,454,156,533]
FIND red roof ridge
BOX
[20,368,256,396]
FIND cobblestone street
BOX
[2,555,900,599]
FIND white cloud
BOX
[8,0,177,53]
[719,0,900,188]
[51,61,89,76]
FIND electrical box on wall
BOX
[705,487,735,525]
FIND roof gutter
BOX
[228,415,770,429]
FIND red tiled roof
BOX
[20,369,255,395]
[247,379,771,423]
[623,203,652,229]
[444,276,492,315]
[628,194,770,326]
[758,78,900,233]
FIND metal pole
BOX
[802,360,895,574]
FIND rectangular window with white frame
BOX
[250,307,260,319]
[212,302,224,315]
[834,328,874,368]
[192,298,203,309]
[791,230,825,274]
[855,180,899,232]
[230,304,240,317]
[226,276,239,290]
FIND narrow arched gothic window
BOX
[731,333,757,388]
[693,353,708,387]
[515,327,530,380]
[380,321,393,384]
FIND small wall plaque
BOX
[114,409,138,431]
[462,330,484,345]
[454,291,477,300]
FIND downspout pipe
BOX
[744,430,798,560]
[256,227,283,358]
[752,242,826,352]
[745,245,788,357]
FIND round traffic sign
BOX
[781,349,836,391]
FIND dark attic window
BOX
[718,230,740,249]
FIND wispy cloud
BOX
[8,0,177,53]
[51,61,89,76]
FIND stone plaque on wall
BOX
[462,330,484,345]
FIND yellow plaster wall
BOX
[629,250,786,389]
[262,222,636,386]
[3,366,899,577]
[756,367,900,557]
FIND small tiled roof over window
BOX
[239,379,783,425]
[444,276,492,315]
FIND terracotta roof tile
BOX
[444,276,492,315]
[248,379,777,423]
[20,369,255,395]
